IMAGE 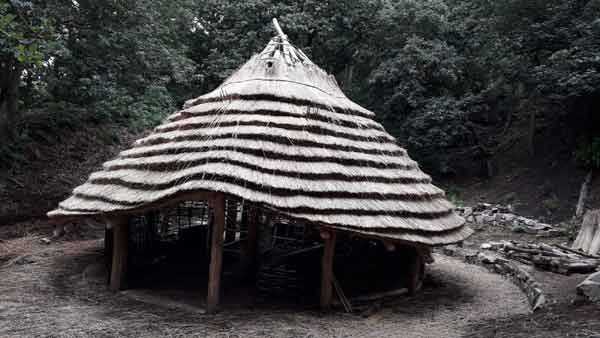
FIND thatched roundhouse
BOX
[49,20,472,312]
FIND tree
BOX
[0,0,56,126]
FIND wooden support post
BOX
[225,199,237,243]
[207,193,226,313]
[320,230,336,311]
[104,225,114,285]
[408,248,424,295]
[108,217,129,291]
[245,206,259,271]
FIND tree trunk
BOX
[576,170,594,219]
[0,58,22,128]
[528,110,536,157]
[572,210,600,255]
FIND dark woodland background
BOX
[1,0,600,222]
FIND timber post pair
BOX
[105,193,260,313]
[105,194,419,313]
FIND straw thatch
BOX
[48,30,472,246]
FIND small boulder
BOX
[477,252,497,264]
[577,271,600,303]
[501,213,516,222]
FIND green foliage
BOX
[0,0,57,66]
[445,187,464,207]
[2,0,599,177]
[576,137,600,169]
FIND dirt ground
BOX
[0,224,531,338]
[2,218,600,338]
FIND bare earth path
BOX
[0,239,529,338]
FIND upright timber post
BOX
[408,247,424,295]
[320,229,336,311]
[224,199,237,243]
[245,205,259,273]
[108,216,129,291]
[207,193,226,313]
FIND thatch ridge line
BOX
[87,165,442,199]
[184,93,374,120]
[168,100,384,130]
[119,142,411,168]
[103,153,428,183]
[63,192,455,222]
[132,127,404,156]
[156,115,394,143]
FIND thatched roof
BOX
[48,21,472,246]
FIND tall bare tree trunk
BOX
[0,58,22,129]
[576,170,594,219]
[528,110,536,157]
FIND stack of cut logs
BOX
[481,240,600,275]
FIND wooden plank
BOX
[320,230,336,311]
[207,193,226,313]
[109,217,129,291]
[333,274,352,313]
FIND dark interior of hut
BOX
[105,200,420,309]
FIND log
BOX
[109,217,129,291]
[348,288,409,304]
[554,244,600,259]
[207,194,226,313]
[320,229,336,311]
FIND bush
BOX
[576,137,600,169]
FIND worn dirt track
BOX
[0,239,529,338]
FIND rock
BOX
[523,226,539,234]
[463,207,473,217]
[577,271,600,303]
[482,214,496,223]
[15,256,36,265]
[480,243,493,250]
[501,213,516,222]
[474,215,485,224]
[511,224,526,233]
[477,252,497,264]
[535,223,552,230]
[443,246,458,257]
[40,237,51,245]
[464,252,479,264]
[536,229,564,238]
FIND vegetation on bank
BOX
[1,0,599,174]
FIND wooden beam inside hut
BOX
[109,216,129,291]
[207,193,226,313]
[320,229,336,311]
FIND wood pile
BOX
[481,240,600,275]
